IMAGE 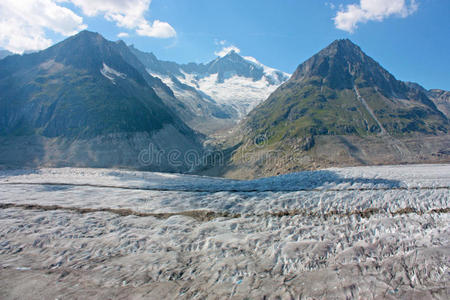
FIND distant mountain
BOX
[0,30,201,171]
[130,46,290,122]
[405,82,450,119]
[0,50,13,60]
[428,89,450,118]
[210,39,449,179]
[129,46,238,134]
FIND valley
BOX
[0,29,449,300]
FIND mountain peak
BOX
[217,49,244,62]
[330,38,359,48]
[69,30,105,43]
[55,30,107,51]
[291,39,400,92]
[317,39,364,59]
[224,49,239,56]
[75,30,102,38]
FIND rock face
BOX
[427,89,450,118]
[405,83,450,119]
[214,39,449,179]
[130,46,290,130]
[0,30,202,172]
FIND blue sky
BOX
[1,0,449,90]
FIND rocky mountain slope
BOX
[0,30,201,171]
[428,89,450,118]
[405,83,450,119]
[212,39,449,178]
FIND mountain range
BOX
[129,45,290,133]
[0,32,448,176]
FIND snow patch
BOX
[100,62,126,84]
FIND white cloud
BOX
[117,32,130,38]
[0,0,175,53]
[214,45,241,57]
[136,20,176,38]
[334,0,418,33]
[69,0,176,38]
[0,0,86,53]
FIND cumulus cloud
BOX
[117,32,130,38]
[334,0,418,33]
[214,45,241,57]
[70,0,176,38]
[136,20,176,38]
[0,0,176,53]
[0,0,86,53]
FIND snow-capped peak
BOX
[130,45,291,119]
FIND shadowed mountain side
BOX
[0,127,200,172]
[0,31,202,172]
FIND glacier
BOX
[0,164,448,299]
